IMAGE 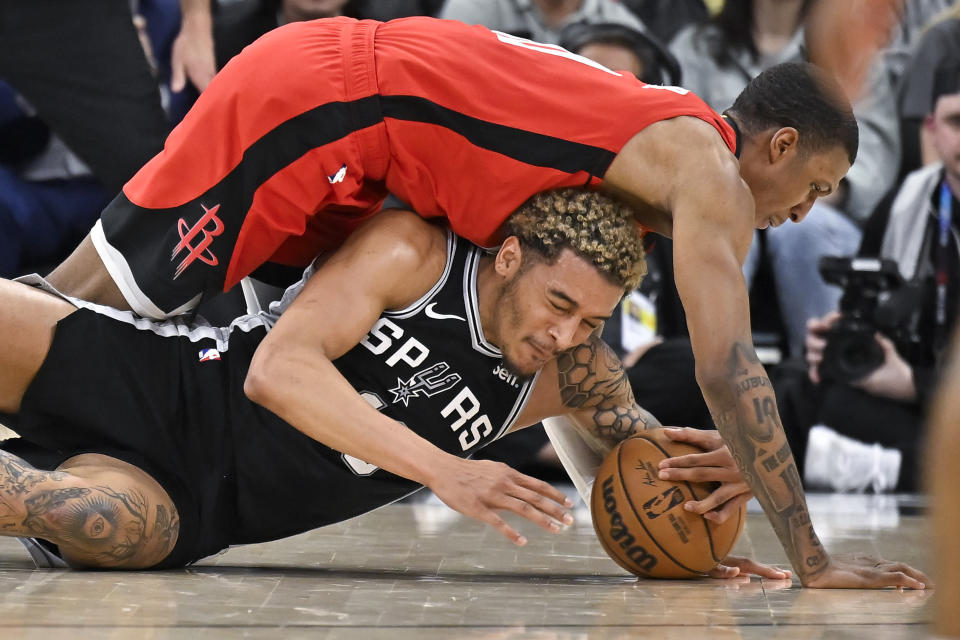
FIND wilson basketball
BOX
[590,429,746,578]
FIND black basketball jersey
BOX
[227,231,539,548]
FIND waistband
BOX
[339,17,390,182]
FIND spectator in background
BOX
[897,3,960,177]
[213,0,349,68]
[619,0,709,46]
[438,0,648,44]
[669,0,901,360]
[883,0,957,87]
[0,0,166,195]
[781,73,960,494]
[346,0,444,21]
[0,1,168,277]
[0,83,111,278]
[557,21,680,84]
[172,0,441,96]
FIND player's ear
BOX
[495,237,524,277]
[770,127,799,163]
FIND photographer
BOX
[780,71,960,493]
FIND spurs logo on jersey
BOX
[272,232,538,484]
[389,362,461,406]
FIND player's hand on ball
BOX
[657,427,752,523]
[708,555,792,581]
[802,553,932,589]
[427,457,574,546]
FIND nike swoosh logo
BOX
[424,303,465,322]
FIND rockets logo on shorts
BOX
[198,348,221,362]
[171,203,225,279]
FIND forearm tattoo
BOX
[556,336,661,443]
[712,342,828,577]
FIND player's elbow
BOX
[693,363,729,400]
[244,344,283,408]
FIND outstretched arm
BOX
[245,211,572,546]
[605,117,929,588]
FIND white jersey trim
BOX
[464,246,501,357]
[495,369,541,442]
[16,274,268,353]
[385,231,457,319]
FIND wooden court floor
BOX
[0,492,932,639]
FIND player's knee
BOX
[55,488,180,570]
[47,457,181,569]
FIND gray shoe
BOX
[17,537,68,569]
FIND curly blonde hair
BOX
[504,188,646,290]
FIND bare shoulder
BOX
[318,208,449,310]
[350,208,448,266]
[604,116,749,215]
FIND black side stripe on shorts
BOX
[380,95,617,179]
[101,95,385,309]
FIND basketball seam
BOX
[617,437,702,576]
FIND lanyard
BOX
[934,182,954,351]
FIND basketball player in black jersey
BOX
[0,190,929,588]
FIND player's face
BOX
[489,248,624,378]
[750,142,850,230]
[929,93,960,186]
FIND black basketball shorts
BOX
[11,305,270,568]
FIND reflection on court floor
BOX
[0,491,930,639]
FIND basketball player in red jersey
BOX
[44,18,873,588]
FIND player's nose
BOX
[548,318,580,351]
[789,195,816,223]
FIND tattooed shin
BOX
[556,337,660,443]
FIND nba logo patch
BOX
[199,348,221,362]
